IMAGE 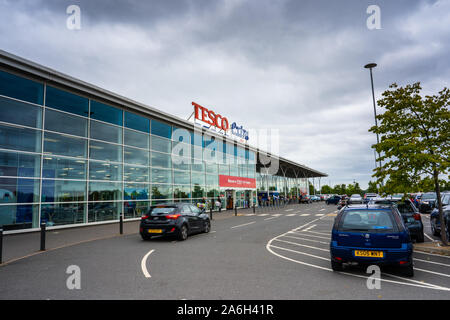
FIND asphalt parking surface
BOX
[1,202,449,300]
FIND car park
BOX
[330,204,414,277]
[326,195,341,205]
[140,203,211,241]
[348,194,363,205]
[363,193,378,203]
[300,195,312,204]
[430,193,450,237]
[418,192,437,213]
[310,195,321,202]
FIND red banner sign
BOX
[219,175,256,189]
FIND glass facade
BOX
[0,69,260,230]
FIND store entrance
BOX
[226,190,234,210]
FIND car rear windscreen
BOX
[149,206,176,215]
[339,210,397,232]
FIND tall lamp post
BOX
[364,63,382,170]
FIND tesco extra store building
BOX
[0,50,326,233]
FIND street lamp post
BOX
[364,63,382,170]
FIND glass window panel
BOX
[151,152,171,168]
[151,135,171,153]
[0,123,41,153]
[0,70,44,105]
[205,162,218,174]
[41,203,85,226]
[192,133,203,147]
[219,164,229,176]
[125,111,149,133]
[192,162,205,173]
[0,96,42,128]
[0,151,41,178]
[124,184,149,200]
[90,120,122,144]
[172,126,192,143]
[192,185,205,199]
[151,168,171,184]
[89,140,122,162]
[230,166,239,177]
[124,146,149,166]
[43,157,86,180]
[192,145,203,160]
[0,204,38,228]
[172,155,190,171]
[0,177,40,204]
[124,165,149,183]
[45,109,87,137]
[192,172,205,186]
[151,119,171,139]
[173,185,191,199]
[206,174,218,186]
[124,201,149,219]
[45,86,89,117]
[172,141,191,158]
[124,129,149,149]
[88,182,122,201]
[206,186,219,198]
[89,161,122,181]
[173,170,190,185]
[90,100,123,126]
[88,202,120,223]
[44,132,86,158]
[41,179,86,202]
[151,184,172,200]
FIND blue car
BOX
[330,204,414,277]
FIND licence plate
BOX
[354,250,384,258]
[148,229,163,234]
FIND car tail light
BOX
[399,261,408,265]
[335,257,342,261]
[413,213,421,221]
[166,214,181,220]
[141,215,149,220]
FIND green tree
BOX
[366,181,378,193]
[321,185,333,194]
[370,83,450,244]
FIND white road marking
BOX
[231,221,256,229]
[272,214,282,217]
[282,235,329,245]
[414,250,450,259]
[286,214,296,217]
[285,209,294,212]
[273,239,328,252]
[264,217,278,221]
[315,214,325,216]
[269,245,329,261]
[303,230,330,236]
[303,225,317,232]
[141,249,155,278]
[320,209,325,211]
[289,232,330,240]
[424,233,437,242]
[414,258,450,267]
[259,214,269,216]
[300,214,310,216]
[414,267,450,278]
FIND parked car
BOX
[375,199,424,243]
[364,193,378,203]
[140,203,211,241]
[330,204,414,276]
[430,193,450,237]
[310,195,321,202]
[300,195,312,204]
[326,195,341,205]
[418,192,437,213]
[348,194,363,205]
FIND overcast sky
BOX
[1,0,449,189]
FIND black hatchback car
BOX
[140,203,211,241]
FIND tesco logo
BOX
[192,102,229,131]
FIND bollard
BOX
[235,206,237,216]
[253,204,255,213]
[210,207,213,220]
[0,228,3,264]
[40,223,46,251]
[120,215,123,235]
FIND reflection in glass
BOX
[125,111,150,133]
[124,147,149,166]
[44,132,87,158]
[124,165,149,183]
[0,123,41,153]
[124,184,149,200]
[89,161,122,181]
[89,140,122,162]
[151,119,171,138]
[173,185,191,199]
[0,204,37,228]
[151,184,172,199]
[0,177,40,204]
[151,152,171,168]
[90,120,122,144]
[0,96,42,128]
[173,170,190,185]
[151,136,171,153]
[124,129,149,149]
[45,86,89,117]
[192,185,205,198]
[0,70,43,105]
[90,100,123,126]
[45,109,87,137]
[0,150,41,177]
[88,202,120,222]
[124,201,149,219]
[41,203,85,226]
[43,157,86,180]
[151,168,171,184]
[88,182,122,201]
[41,180,86,203]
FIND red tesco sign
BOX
[193,102,229,131]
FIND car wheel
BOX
[416,232,425,243]
[178,224,188,241]
[401,263,414,277]
[141,234,152,241]
[204,220,211,233]
[432,218,440,236]
[331,260,343,272]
